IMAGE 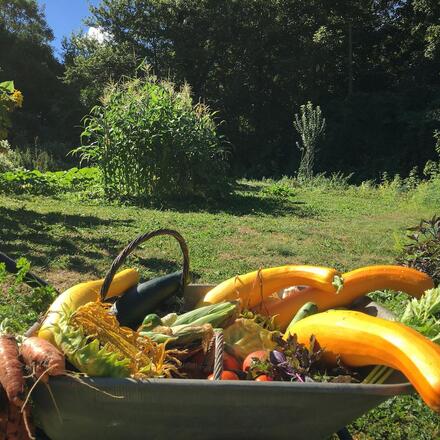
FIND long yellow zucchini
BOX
[260,265,434,330]
[197,265,339,309]
[284,309,440,413]
[38,268,139,346]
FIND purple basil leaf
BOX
[270,350,286,365]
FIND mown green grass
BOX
[0,179,439,438]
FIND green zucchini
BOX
[113,271,186,329]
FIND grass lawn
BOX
[0,179,439,439]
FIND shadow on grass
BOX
[0,205,204,278]
[0,207,132,273]
[0,205,133,274]
[133,256,202,282]
[143,182,319,218]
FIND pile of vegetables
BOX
[1,241,440,436]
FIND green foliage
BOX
[401,287,440,342]
[379,167,422,194]
[293,102,326,180]
[58,0,440,179]
[0,139,21,172]
[0,258,56,333]
[16,147,60,172]
[62,32,139,109]
[0,80,23,139]
[75,71,229,203]
[261,180,296,200]
[0,167,101,196]
[435,130,440,155]
[297,172,354,191]
[351,394,440,440]
[396,215,440,284]
[1,0,82,148]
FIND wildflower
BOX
[11,90,23,108]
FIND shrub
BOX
[262,179,296,200]
[298,172,353,191]
[397,215,440,284]
[0,140,21,172]
[75,70,230,203]
[0,167,100,196]
[16,147,60,172]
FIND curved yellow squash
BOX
[285,309,440,413]
[261,265,434,330]
[197,265,339,309]
[38,268,139,346]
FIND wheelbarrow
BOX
[2,231,414,440]
[31,286,413,440]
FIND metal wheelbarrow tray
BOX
[33,375,412,440]
[32,286,414,440]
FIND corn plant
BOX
[293,101,326,181]
[74,70,229,203]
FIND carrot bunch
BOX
[0,334,33,440]
[0,331,66,440]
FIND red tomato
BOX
[208,371,239,380]
[223,353,240,371]
[255,375,273,382]
[242,350,269,372]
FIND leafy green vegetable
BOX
[401,287,440,342]
[224,318,281,360]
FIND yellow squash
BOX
[260,265,434,330]
[38,268,139,346]
[284,309,440,413]
[197,265,340,309]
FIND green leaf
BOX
[0,81,14,93]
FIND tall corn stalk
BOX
[74,70,228,202]
[293,102,326,181]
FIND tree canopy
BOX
[2,0,440,179]
[0,0,81,151]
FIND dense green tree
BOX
[62,32,139,109]
[0,0,81,153]
[60,0,440,177]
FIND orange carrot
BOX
[20,337,65,383]
[0,336,25,408]
[6,403,33,440]
[0,387,8,440]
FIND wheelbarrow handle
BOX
[0,251,58,293]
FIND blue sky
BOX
[37,0,101,59]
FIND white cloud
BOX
[87,27,111,44]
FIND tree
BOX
[62,32,139,109]
[60,0,440,178]
[0,0,81,151]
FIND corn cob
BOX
[171,301,239,327]
[139,301,239,349]
[141,324,214,348]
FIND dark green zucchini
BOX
[113,271,185,329]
